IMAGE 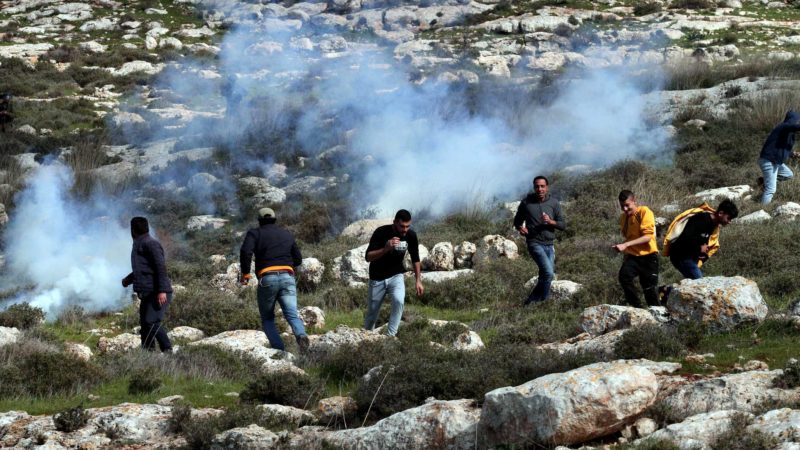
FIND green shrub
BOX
[614,324,686,360]
[671,0,715,9]
[127,368,162,394]
[0,303,45,329]
[172,402,284,450]
[53,405,90,432]
[0,343,104,397]
[168,288,261,336]
[710,412,779,450]
[240,372,324,409]
[774,358,800,389]
[633,1,662,15]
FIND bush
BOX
[240,372,324,409]
[710,412,779,450]
[671,0,715,9]
[0,343,105,397]
[614,324,686,360]
[127,368,162,394]
[172,402,289,450]
[169,288,261,336]
[633,1,662,15]
[53,405,90,432]
[774,358,800,389]
[0,303,45,329]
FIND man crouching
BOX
[239,207,310,352]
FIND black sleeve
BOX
[365,228,384,261]
[291,239,302,268]
[239,229,257,275]
[408,232,420,264]
[145,240,170,293]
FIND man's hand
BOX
[517,226,529,236]
[612,243,627,253]
[121,274,132,288]
[542,213,556,226]
[157,292,167,306]
[700,244,709,254]
[793,151,800,158]
[385,237,400,251]
[415,280,424,297]
[239,274,252,286]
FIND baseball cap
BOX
[258,207,275,219]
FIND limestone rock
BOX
[112,60,164,77]
[472,235,518,267]
[307,325,390,358]
[97,333,139,354]
[299,258,325,290]
[79,40,108,53]
[747,408,800,444]
[156,395,184,406]
[661,370,800,421]
[79,18,117,32]
[168,326,205,342]
[319,399,481,450]
[579,304,659,336]
[331,244,370,287]
[537,330,627,359]
[187,215,228,231]
[64,342,93,361]
[316,396,357,425]
[638,410,747,450]
[733,210,771,225]
[774,202,800,220]
[693,185,751,202]
[453,330,485,351]
[339,219,391,242]
[210,424,279,450]
[258,404,316,427]
[665,276,768,332]
[189,330,302,374]
[524,278,583,301]
[299,306,325,330]
[480,361,660,446]
[110,111,145,128]
[419,269,475,284]
[453,241,476,269]
[403,244,429,271]
[424,242,455,271]
[0,326,21,347]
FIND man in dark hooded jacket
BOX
[758,111,800,204]
[0,93,13,133]
[122,217,173,352]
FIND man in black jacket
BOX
[513,176,566,306]
[239,207,309,352]
[758,110,800,203]
[122,217,173,352]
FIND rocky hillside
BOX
[3,0,800,448]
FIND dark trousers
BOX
[139,292,172,352]
[619,253,660,308]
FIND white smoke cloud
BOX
[3,163,131,318]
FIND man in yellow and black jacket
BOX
[662,199,738,280]
[613,190,660,307]
[240,207,309,352]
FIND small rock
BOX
[157,395,185,406]
[299,306,325,330]
[317,396,357,425]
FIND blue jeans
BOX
[670,255,703,280]
[526,242,555,304]
[759,157,794,204]
[363,273,405,336]
[257,273,307,351]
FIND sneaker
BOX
[757,176,764,188]
[297,334,310,353]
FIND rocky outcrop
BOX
[419,269,475,284]
[317,396,358,426]
[665,276,768,332]
[168,326,205,342]
[579,304,659,336]
[638,410,746,450]
[307,325,390,358]
[299,306,325,330]
[774,202,800,220]
[97,333,140,354]
[480,361,661,446]
[693,185,752,202]
[472,235,518,267]
[189,330,302,374]
[332,244,370,287]
[186,215,228,231]
[661,370,800,421]
[299,257,325,290]
[211,424,279,450]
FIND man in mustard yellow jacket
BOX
[613,190,660,307]
[662,199,738,280]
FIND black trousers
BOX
[619,253,660,308]
[139,292,173,352]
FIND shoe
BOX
[297,335,310,353]
[658,285,672,303]
[757,176,764,188]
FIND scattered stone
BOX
[186,215,228,231]
[403,244,429,271]
[64,342,93,361]
[210,424,279,450]
[299,258,325,290]
[524,278,583,301]
[537,330,627,359]
[112,61,164,77]
[480,361,660,446]
[299,306,325,330]
[97,333,140,354]
[453,241,476,269]
[743,359,769,371]
[424,242,455,271]
[156,395,184,406]
[316,396,358,425]
[747,408,800,444]
[774,202,800,220]
[79,40,108,53]
[453,330,485,351]
[258,404,316,427]
[419,269,475,284]
[579,304,659,336]
[168,326,205,342]
[665,276,768,332]
[16,124,37,135]
[733,210,771,224]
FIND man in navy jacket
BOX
[759,111,800,203]
[122,217,173,352]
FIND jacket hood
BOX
[784,111,800,124]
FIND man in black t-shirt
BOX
[664,199,738,280]
[363,209,424,336]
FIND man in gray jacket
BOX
[513,176,566,305]
[122,217,173,352]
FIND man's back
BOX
[240,223,302,275]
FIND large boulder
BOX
[331,244,370,287]
[0,326,20,347]
[403,244,429,271]
[299,306,325,330]
[579,304,659,336]
[424,242,455,271]
[480,361,661,446]
[321,399,481,450]
[97,333,140,354]
[472,235,518,267]
[237,176,286,206]
[340,219,391,242]
[299,257,325,289]
[665,276,768,332]
[661,370,800,421]
[453,241,476,269]
[189,330,302,374]
[307,325,390,358]
[637,410,747,450]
